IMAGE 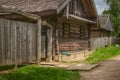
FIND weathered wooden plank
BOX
[57,0,71,14]
[31,23,37,61]
[22,23,27,63]
[59,39,89,52]
[32,24,37,62]
[3,20,7,64]
[7,20,12,65]
[25,24,29,62]
[0,6,41,21]
[37,20,42,64]
[47,28,53,62]
[0,19,2,64]
[10,21,15,64]
[0,18,38,65]
[20,22,25,63]
[14,22,17,65]
[5,20,10,64]
[16,21,20,64]
[1,20,5,65]
[27,23,34,62]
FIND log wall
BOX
[59,39,89,52]
[57,23,89,52]
[0,19,37,65]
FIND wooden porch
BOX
[0,6,53,66]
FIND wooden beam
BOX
[37,20,42,64]
[54,21,60,61]
[68,24,71,38]
[69,14,97,24]
[66,4,69,19]
[63,23,65,38]
[47,28,53,62]
[57,0,71,14]
[42,21,52,28]
[91,0,98,16]
[0,6,40,21]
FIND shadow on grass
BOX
[0,65,25,71]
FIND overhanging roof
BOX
[0,0,98,18]
[0,6,52,28]
[69,14,97,24]
[98,15,113,31]
[0,6,41,21]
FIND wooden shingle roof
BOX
[98,15,113,31]
[0,0,65,13]
[0,0,97,17]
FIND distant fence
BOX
[0,19,37,65]
[91,37,120,50]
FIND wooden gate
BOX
[0,19,37,65]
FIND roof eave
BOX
[0,6,41,21]
[69,14,97,24]
[91,0,98,16]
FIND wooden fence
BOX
[0,19,37,65]
[91,37,120,50]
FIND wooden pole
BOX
[55,24,60,62]
[56,28,61,62]
[37,20,42,64]
[66,4,69,19]
[54,21,60,61]
[88,25,91,51]
[47,28,53,62]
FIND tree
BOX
[103,0,120,37]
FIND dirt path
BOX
[80,56,120,80]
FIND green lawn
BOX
[0,65,80,80]
[86,46,120,64]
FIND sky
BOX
[94,0,109,14]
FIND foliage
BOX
[86,46,120,64]
[0,65,80,80]
[103,0,120,37]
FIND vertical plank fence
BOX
[0,19,37,65]
[91,37,120,50]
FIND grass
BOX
[86,46,120,64]
[0,65,80,80]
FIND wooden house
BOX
[90,15,113,50]
[0,0,113,62]
[0,6,52,65]
[91,15,113,38]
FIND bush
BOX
[86,46,120,64]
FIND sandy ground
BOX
[80,55,120,80]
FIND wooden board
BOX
[0,18,37,65]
